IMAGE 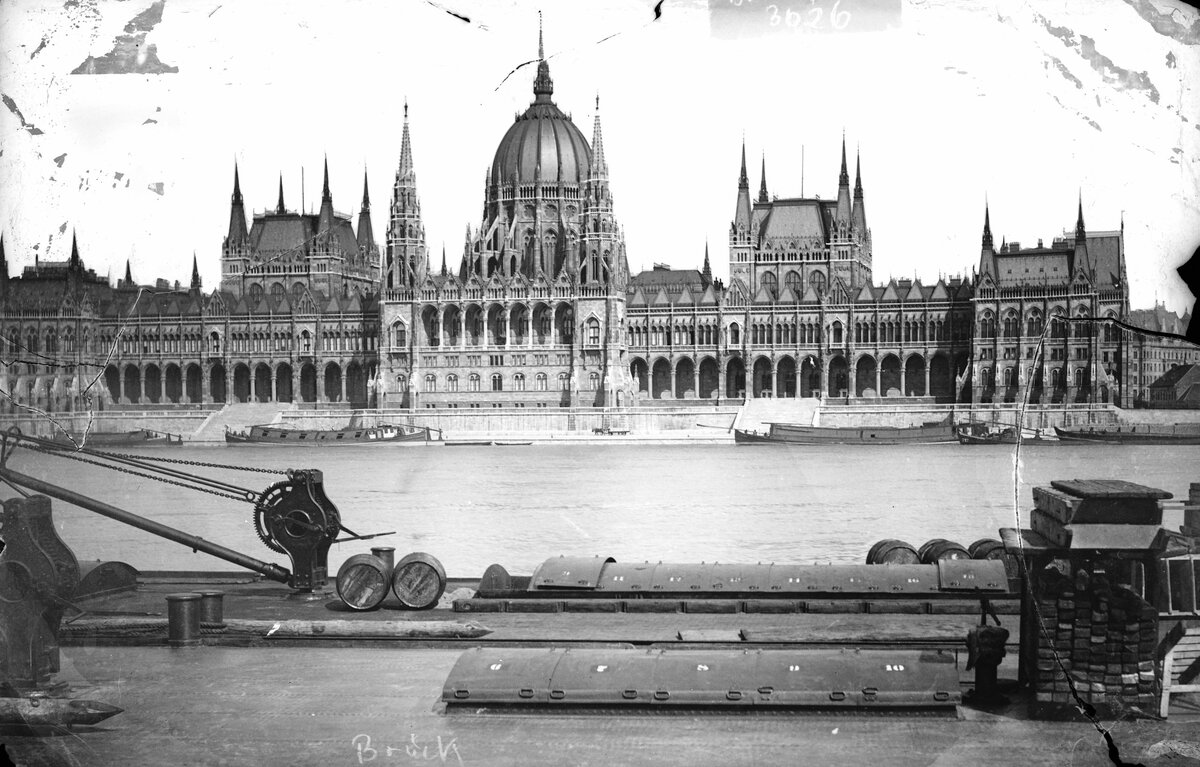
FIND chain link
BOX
[82,449,288,476]
[21,444,253,504]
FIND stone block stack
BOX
[1032,569,1159,716]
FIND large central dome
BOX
[490,56,591,187]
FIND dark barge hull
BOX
[224,423,436,445]
[52,429,183,447]
[1053,424,1200,444]
[737,416,956,445]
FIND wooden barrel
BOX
[968,537,1020,583]
[391,552,447,609]
[917,539,969,564]
[865,539,920,565]
[968,538,1005,560]
[336,554,391,611]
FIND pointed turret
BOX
[758,154,768,204]
[978,202,995,280]
[702,242,712,286]
[589,93,608,179]
[387,102,428,289]
[441,245,447,277]
[69,231,81,270]
[275,174,286,214]
[0,234,7,303]
[123,259,134,289]
[834,133,852,230]
[357,168,375,251]
[734,139,752,234]
[190,254,202,291]
[227,162,248,242]
[1072,193,1091,279]
[851,148,867,235]
[533,12,554,104]
[317,156,335,234]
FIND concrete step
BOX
[191,403,291,441]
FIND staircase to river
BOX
[733,398,821,433]
[190,403,291,442]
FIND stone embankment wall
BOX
[0,409,218,438]
[279,406,740,435]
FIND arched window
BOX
[535,373,548,391]
[491,374,503,392]
[423,374,436,392]
[468,374,481,392]
[1049,310,1067,338]
[390,321,406,348]
[979,311,996,339]
[558,372,570,391]
[446,374,458,392]
[210,331,221,355]
[396,374,408,392]
[784,270,802,296]
[729,323,741,345]
[831,321,843,344]
[1026,310,1043,337]
[760,271,778,300]
[513,373,526,391]
[586,318,601,346]
[588,372,600,390]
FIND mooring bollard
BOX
[371,547,396,574]
[196,590,226,627]
[165,592,203,647]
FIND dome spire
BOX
[533,12,554,103]
[590,92,607,178]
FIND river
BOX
[3,442,1196,578]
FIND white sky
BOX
[1,0,1198,313]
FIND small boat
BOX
[224,423,438,445]
[734,414,956,445]
[1053,423,1200,445]
[956,423,1056,445]
[444,440,533,447]
[52,429,183,447]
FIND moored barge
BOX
[224,422,439,444]
[736,414,956,445]
[1053,423,1200,445]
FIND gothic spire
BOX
[1075,191,1086,241]
[190,253,202,291]
[227,162,248,241]
[839,132,850,187]
[398,103,415,183]
[533,12,554,103]
[123,259,133,288]
[851,148,867,235]
[853,148,863,199]
[758,153,768,203]
[982,201,993,250]
[318,156,335,233]
[357,167,375,251]
[590,93,608,178]
[275,174,285,214]
[738,138,749,189]
[69,231,81,269]
[702,242,712,285]
[441,244,447,276]
[835,133,852,228]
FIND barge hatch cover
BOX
[442,647,961,714]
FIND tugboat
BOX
[224,422,439,445]
[955,422,1055,444]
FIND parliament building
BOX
[0,32,1145,415]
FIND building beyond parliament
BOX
[0,35,1153,414]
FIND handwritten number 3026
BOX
[764,1,851,31]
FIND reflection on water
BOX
[6,443,1196,577]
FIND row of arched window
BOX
[978,366,1086,390]
[977,308,1119,340]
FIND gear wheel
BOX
[253,475,341,555]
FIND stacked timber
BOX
[1030,479,1168,547]
[1032,570,1158,716]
